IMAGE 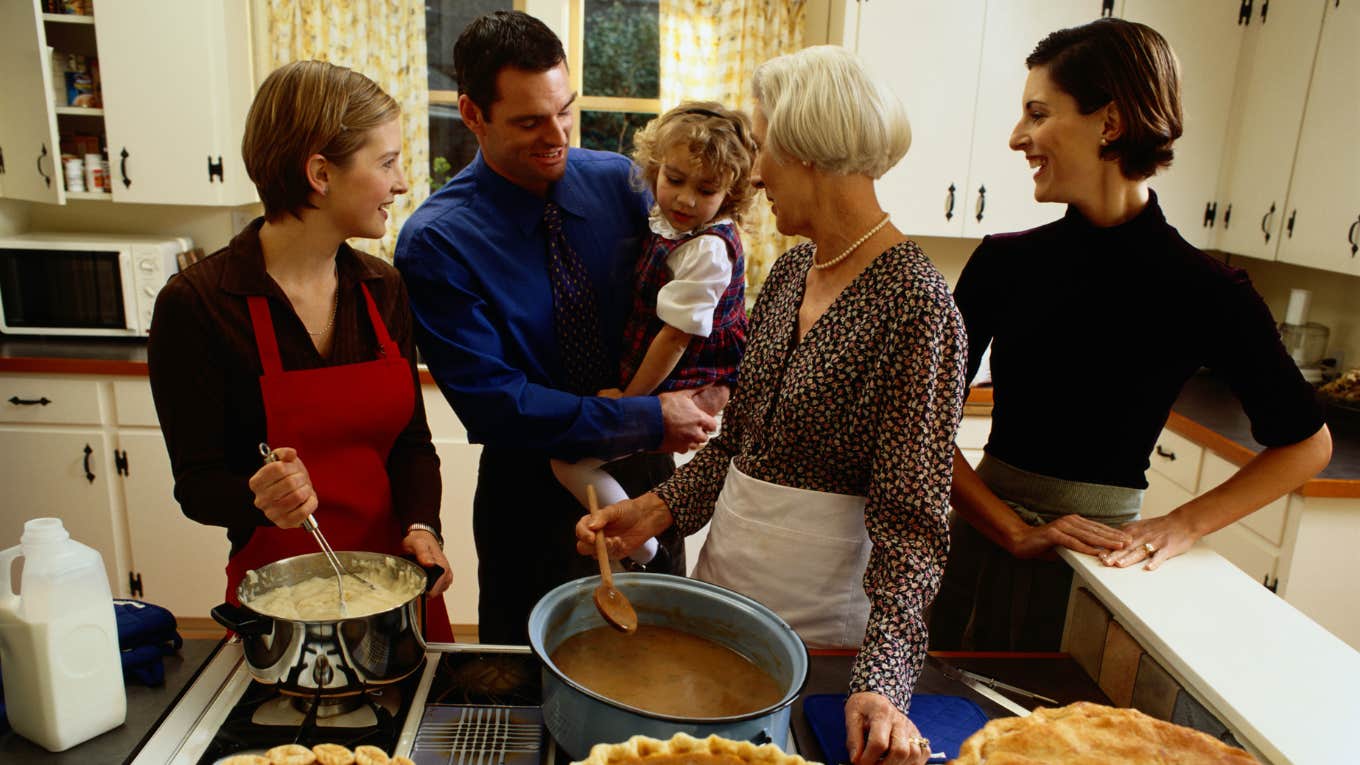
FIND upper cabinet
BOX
[0,0,257,208]
[0,1,67,205]
[1275,0,1360,277]
[92,0,256,206]
[1212,0,1326,261]
[1121,1,1244,250]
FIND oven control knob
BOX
[143,285,158,297]
[137,259,158,273]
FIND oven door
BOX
[0,246,137,335]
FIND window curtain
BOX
[262,0,430,261]
[658,0,805,295]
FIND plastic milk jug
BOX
[0,517,126,751]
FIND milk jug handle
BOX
[0,545,21,613]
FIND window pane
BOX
[427,0,513,92]
[580,110,653,156]
[584,0,659,99]
[429,103,481,187]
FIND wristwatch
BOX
[406,523,443,549]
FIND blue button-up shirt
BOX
[396,149,661,460]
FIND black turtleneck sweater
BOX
[953,192,1324,491]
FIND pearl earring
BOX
[1099,137,1108,146]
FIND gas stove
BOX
[130,640,553,765]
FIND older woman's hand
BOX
[248,447,318,528]
[575,492,674,559]
[845,692,929,765]
[403,528,454,596]
[1009,514,1131,560]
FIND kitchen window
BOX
[426,0,660,188]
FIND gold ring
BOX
[1143,542,1157,555]
[909,736,930,749]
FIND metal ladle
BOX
[259,442,353,615]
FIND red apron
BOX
[226,282,453,642]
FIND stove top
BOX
[131,641,551,765]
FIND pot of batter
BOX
[210,551,440,696]
[528,573,808,758]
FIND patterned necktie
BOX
[544,201,609,395]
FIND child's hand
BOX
[597,387,625,399]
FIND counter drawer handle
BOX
[8,396,52,406]
[1155,445,1176,461]
[82,443,94,484]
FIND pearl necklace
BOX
[810,213,891,271]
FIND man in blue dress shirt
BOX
[396,11,719,643]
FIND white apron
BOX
[692,463,872,648]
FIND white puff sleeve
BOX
[656,234,733,338]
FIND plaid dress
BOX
[618,222,747,391]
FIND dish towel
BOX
[802,693,990,762]
[114,599,182,686]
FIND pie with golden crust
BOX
[950,702,1258,764]
[573,733,814,765]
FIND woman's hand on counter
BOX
[1106,512,1199,571]
[575,491,674,558]
[403,528,454,596]
[844,691,929,765]
[248,447,318,528]
[1009,514,1132,560]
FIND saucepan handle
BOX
[211,602,274,636]
[422,563,445,594]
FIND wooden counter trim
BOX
[0,355,150,376]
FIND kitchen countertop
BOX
[0,637,222,764]
[3,338,1357,494]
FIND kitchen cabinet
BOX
[423,385,482,628]
[1274,0,1360,276]
[1141,427,1360,649]
[1211,0,1327,261]
[0,1,257,207]
[92,0,257,206]
[1120,1,1244,250]
[0,1,68,205]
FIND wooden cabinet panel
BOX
[0,1,64,205]
[112,377,158,427]
[0,374,104,425]
[1276,0,1360,276]
[1213,0,1326,260]
[1200,451,1289,546]
[1148,427,1203,494]
[1141,469,1193,520]
[433,440,481,627]
[1203,520,1278,589]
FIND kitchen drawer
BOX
[956,415,991,450]
[1203,522,1279,591]
[113,378,160,427]
[0,375,103,425]
[1200,451,1289,546]
[1147,428,1203,494]
[422,384,469,443]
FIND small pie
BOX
[573,733,812,765]
[353,746,390,765]
[219,756,271,765]
[266,743,317,765]
[950,701,1259,764]
[311,743,356,765]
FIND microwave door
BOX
[0,247,137,335]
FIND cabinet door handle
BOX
[120,147,132,188]
[8,396,52,406]
[975,185,987,223]
[1238,0,1253,25]
[1223,203,1232,229]
[1100,0,1114,18]
[944,183,956,221]
[1260,0,1269,22]
[1285,209,1296,238]
[1261,202,1275,243]
[207,155,224,183]
[1203,201,1218,227]
[1155,445,1176,461]
[0,145,6,175]
[82,443,95,484]
[37,143,51,189]
[1348,216,1359,256]
[1262,573,1278,593]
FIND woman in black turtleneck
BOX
[929,18,1333,652]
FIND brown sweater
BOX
[147,220,440,556]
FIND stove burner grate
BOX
[411,705,545,765]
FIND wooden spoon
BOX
[588,485,637,634]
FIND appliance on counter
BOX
[0,232,188,337]
[1278,288,1330,383]
[131,641,557,765]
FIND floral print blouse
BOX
[655,240,967,712]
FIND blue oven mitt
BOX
[803,693,990,762]
[114,599,182,686]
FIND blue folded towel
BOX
[802,693,991,762]
[114,599,182,686]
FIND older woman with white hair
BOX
[576,46,967,765]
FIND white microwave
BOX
[0,232,189,337]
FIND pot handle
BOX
[749,729,772,746]
[211,602,274,636]
[422,563,445,594]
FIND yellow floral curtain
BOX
[659,0,805,295]
[262,0,430,261]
